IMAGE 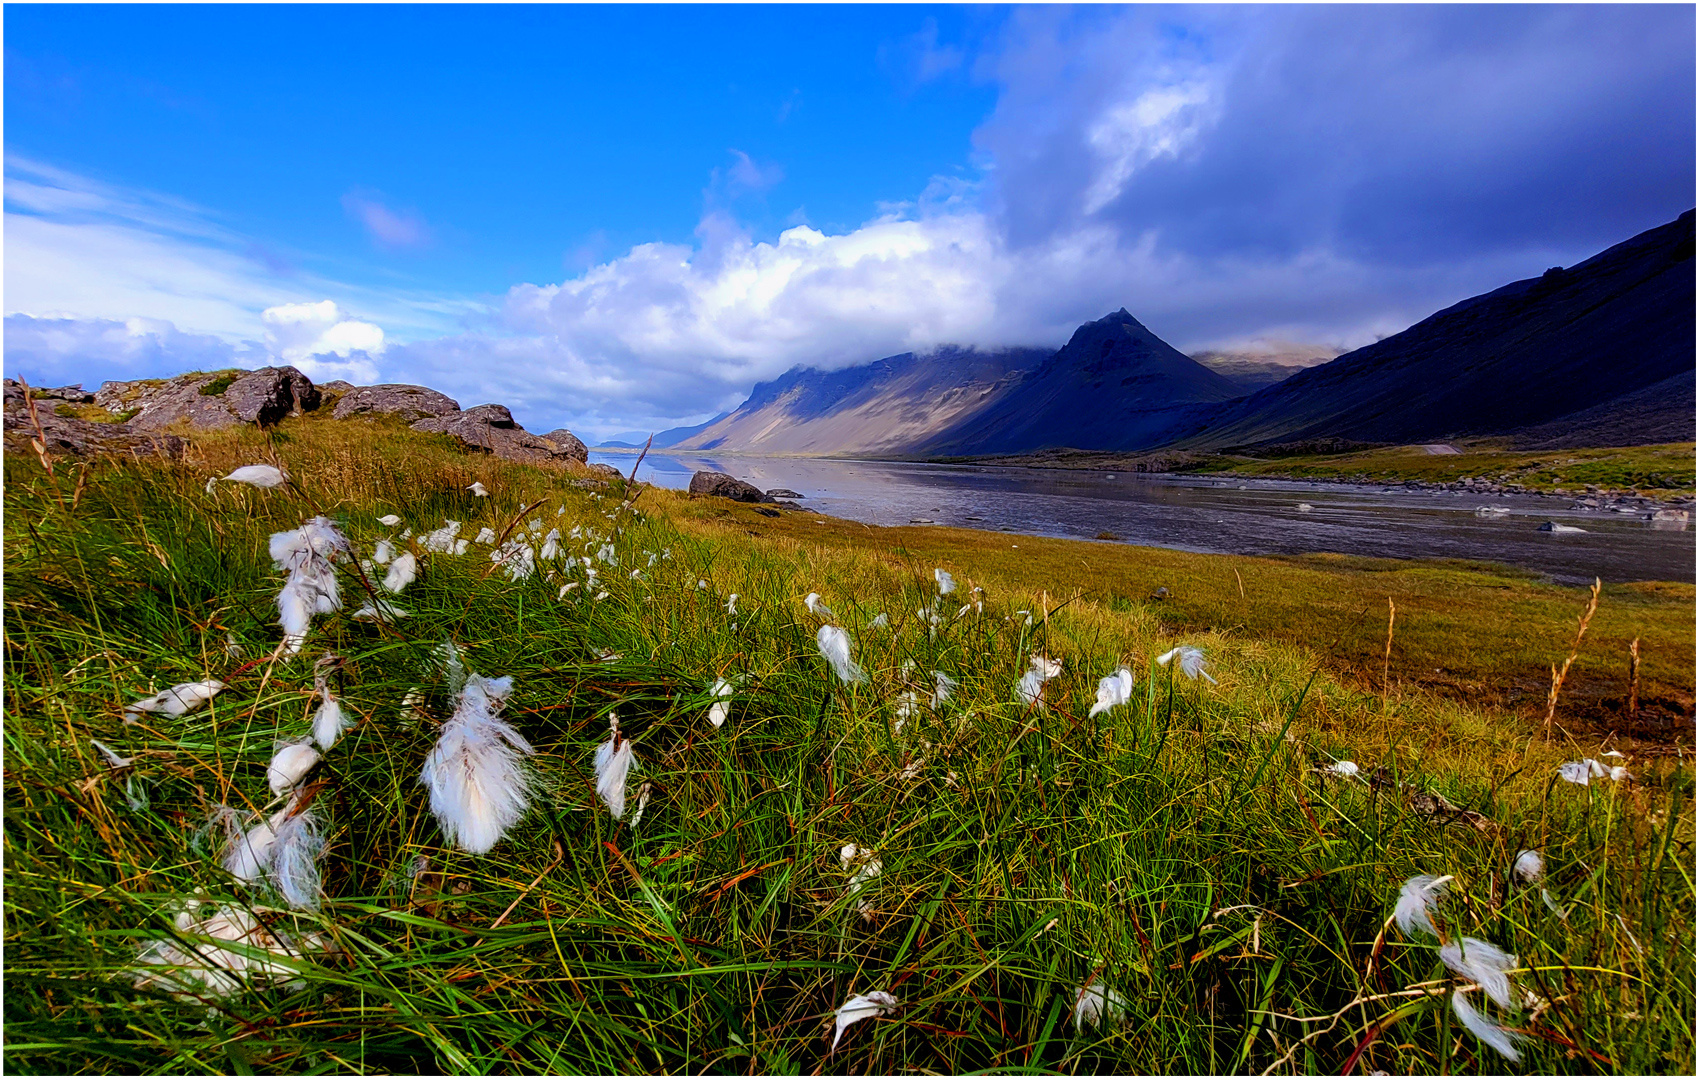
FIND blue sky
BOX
[6,4,1694,439]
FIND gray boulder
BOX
[587,462,623,479]
[95,366,318,431]
[688,471,773,503]
[4,379,186,460]
[410,405,588,467]
[332,383,460,422]
[539,428,589,463]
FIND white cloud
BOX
[261,300,385,383]
[1083,80,1217,213]
[341,190,433,249]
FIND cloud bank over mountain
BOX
[5,6,1692,439]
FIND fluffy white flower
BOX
[382,552,417,593]
[726,593,738,615]
[351,597,409,621]
[372,538,395,566]
[1088,667,1134,717]
[629,781,654,828]
[491,540,536,580]
[1558,758,1611,785]
[1016,653,1062,709]
[868,612,888,629]
[816,625,866,684]
[804,592,834,618]
[124,679,226,723]
[934,568,956,595]
[708,678,734,728]
[418,520,462,553]
[1156,645,1217,684]
[1073,979,1129,1029]
[1439,936,1519,1010]
[267,741,321,797]
[129,903,327,1000]
[206,464,288,494]
[475,527,497,545]
[1393,874,1452,938]
[377,514,402,527]
[831,990,898,1052]
[841,843,883,915]
[1451,988,1524,1062]
[270,803,326,910]
[312,696,350,750]
[468,481,488,497]
[419,674,536,853]
[594,719,636,819]
[1324,760,1360,778]
[1513,850,1544,885]
[222,816,278,884]
[932,671,957,709]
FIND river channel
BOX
[589,451,1694,586]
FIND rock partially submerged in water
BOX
[1475,505,1513,516]
[767,488,803,499]
[688,471,772,503]
[1536,521,1588,534]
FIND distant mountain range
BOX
[610,210,1694,457]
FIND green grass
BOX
[5,419,1693,1075]
[1183,442,1697,497]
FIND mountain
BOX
[914,309,1244,455]
[1190,344,1342,392]
[1173,210,1696,450]
[600,412,731,449]
[671,346,1051,456]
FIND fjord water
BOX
[593,452,1694,585]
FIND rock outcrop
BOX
[332,383,460,422]
[538,429,589,463]
[688,471,773,503]
[94,367,320,431]
[28,365,595,471]
[410,404,589,466]
[3,380,186,460]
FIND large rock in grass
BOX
[331,383,460,422]
[3,380,186,459]
[95,366,319,431]
[688,471,773,503]
[410,405,590,467]
[539,428,589,463]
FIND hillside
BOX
[1174,210,1697,450]
[915,309,1244,456]
[671,346,1050,456]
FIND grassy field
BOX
[5,416,1694,1075]
[964,443,1697,499]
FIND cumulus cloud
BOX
[3,313,256,389]
[261,301,385,383]
[4,6,1692,440]
[341,190,434,250]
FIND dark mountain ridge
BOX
[915,309,1244,456]
[1172,210,1696,450]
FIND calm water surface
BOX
[590,451,1694,586]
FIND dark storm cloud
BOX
[980,4,1694,271]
